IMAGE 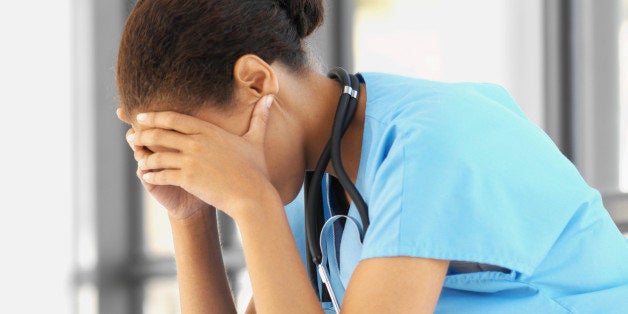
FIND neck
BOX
[275,68,365,185]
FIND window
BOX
[354,0,544,127]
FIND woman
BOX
[115,0,628,313]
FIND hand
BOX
[129,95,279,220]
[117,109,208,219]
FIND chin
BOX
[274,174,305,206]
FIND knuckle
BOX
[150,153,163,166]
[133,131,143,144]
[144,129,161,144]
[163,112,178,126]
[187,139,202,153]
[182,155,196,168]
[141,154,151,169]
[147,153,157,165]
[143,130,156,143]
[152,171,163,183]
[181,169,194,186]
[163,172,172,184]
[134,148,146,160]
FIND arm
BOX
[170,206,237,314]
[116,108,237,313]
[235,194,448,314]
[130,99,447,313]
[342,257,448,313]
[235,192,322,314]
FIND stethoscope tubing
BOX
[304,67,370,299]
[328,70,369,233]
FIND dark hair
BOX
[116,0,324,116]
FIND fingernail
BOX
[137,113,147,123]
[142,172,153,181]
[264,95,274,112]
[127,133,135,142]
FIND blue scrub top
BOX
[284,72,628,313]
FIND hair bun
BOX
[276,0,324,39]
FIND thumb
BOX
[243,94,274,145]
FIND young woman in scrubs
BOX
[115,0,628,313]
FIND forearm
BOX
[170,206,236,314]
[236,194,322,314]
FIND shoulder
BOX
[357,73,595,274]
[360,72,526,126]
[359,72,545,172]
[359,72,539,157]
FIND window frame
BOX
[73,0,143,312]
[562,0,627,233]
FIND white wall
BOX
[0,1,73,312]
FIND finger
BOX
[134,128,191,151]
[139,152,182,171]
[136,168,157,187]
[126,128,138,151]
[136,167,146,181]
[125,128,146,152]
[135,111,218,135]
[141,169,184,187]
[243,94,273,146]
[133,146,152,162]
[117,108,132,124]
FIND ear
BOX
[233,54,279,100]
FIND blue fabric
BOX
[284,72,628,313]
[284,188,306,267]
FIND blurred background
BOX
[1,0,626,313]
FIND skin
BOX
[117,55,449,313]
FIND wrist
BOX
[168,204,214,224]
[231,186,284,226]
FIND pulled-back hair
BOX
[116,0,324,116]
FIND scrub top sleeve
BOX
[472,83,526,119]
[360,95,591,276]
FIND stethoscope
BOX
[304,67,370,311]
